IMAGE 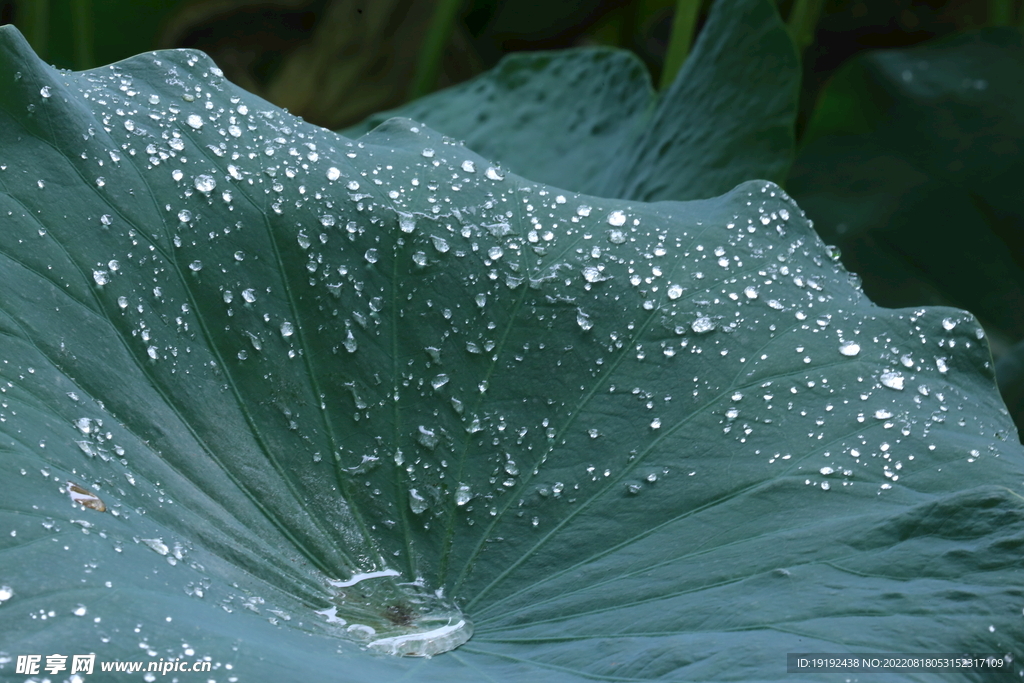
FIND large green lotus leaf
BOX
[1,24,1023,683]
[788,28,1024,362]
[342,0,799,204]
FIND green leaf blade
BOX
[1,22,1022,682]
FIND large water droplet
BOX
[399,213,416,233]
[691,317,715,334]
[186,114,204,129]
[194,175,216,193]
[343,326,358,353]
[577,310,593,331]
[417,426,439,450]
[880,371,905,390]
[839,341,861,357]
[431,235,449,253]
[409,489,428,514]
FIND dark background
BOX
[0,0,1015,132]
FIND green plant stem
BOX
[18,0,50,62]
[70,0,94,70]
[408,0,464,101]
[659,0,702,92]
[788,0,823,52]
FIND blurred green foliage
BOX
[3,0,1019,131]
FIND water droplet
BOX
[935,357,949,373]
[577,205,591,217]
[743,286,758,299]
[327,167,341,181]
[576,310,593,331]
[409,489,428,514]
[0,586,13,602]
[485,167,504,181]
[607,210,626,226]
[343,326,358,352]
[874,409,893,420]
[667,284,683,300]
[188,260,203,272]
[186,114,203,129]
[650,418,662,429]
[839,341,861,357]
[461,160,475,173]
[880,371,905,390]
[421,148,435,158]
[399,213,416,233]
[942,317,957,331]
[431,374,449,390]
[147,346,159,359]
[320,214,336,227]
[194,174,216,193]
[413,426,439,450]
[455,484,472,506]
[280,321,294,338]
[40,86,51,98]
[430,236,450,254]
[365,249,379,264]
[487,245,503,260]
[582,266,607,283]
[242,288,257,303]
[691,317,715,333]
[141,538,169,555]
[177,209,192,223]
[92,270,110,286]
[607,229,626,244]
